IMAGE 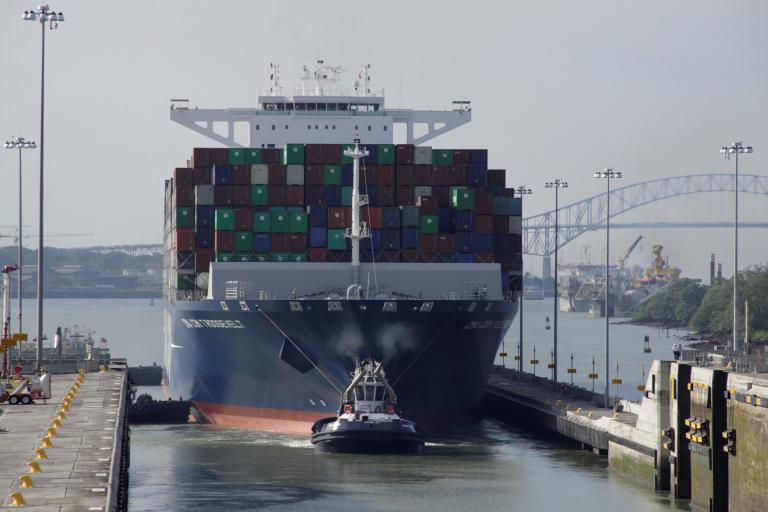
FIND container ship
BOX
[163,62,523,433]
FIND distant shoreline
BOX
[19,290,162,299]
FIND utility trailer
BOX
[0,373,52,405]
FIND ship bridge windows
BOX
[295,103,306,111]
[307,103,317,111]
[338,103,348,111]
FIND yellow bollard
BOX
[587,411,594,418]
[57,412,66,421]
[19,475,34,489]
[61,403,70,413]
[576,407,582,413]
[100,366,108,373]
[41,437,53,449]
[46,427,57,438]
[35,448,48,460]
[9,491,26,506]
[27,461,42,473]
[51,419,62,428]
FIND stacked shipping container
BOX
[164,144,523,296]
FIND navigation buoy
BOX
[643,335,651,353]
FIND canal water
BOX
[28,298,690,511]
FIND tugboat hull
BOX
[312,427,424,454]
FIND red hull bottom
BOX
[192,400,331,435]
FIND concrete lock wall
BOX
[688,367,729,512]
[668,362,692,500]
[725,372,768,512]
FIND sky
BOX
[0,0,766,281]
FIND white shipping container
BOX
[195,185,214,205]
[286,165,305,185]
[414,146,433,165]
[251,164,269,185]
[414,186,433,204]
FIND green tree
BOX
[633,278,707,325]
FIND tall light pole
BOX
[544,179,567,385]
[23,5,65,371]
[720,142,753,352]
[4,137,36,336]
[594,168,622,408]
[515,186,532,373]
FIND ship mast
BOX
[344,139,369,298]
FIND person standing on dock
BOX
[672,342,682,361]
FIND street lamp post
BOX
[23,5,65,371]
[544,179,567,385]
[4,137,36,337]
[594,168,622,408]
[720,142,753,352]
[516,186,532,374]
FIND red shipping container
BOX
[328,207,348,228]
[305,165,324,185]
[420,234,439,254]
[268,186,287,206]
[474,215,492,234]
[261,148,281,165]
[271,234,290,253]
[432,166,450,186]
[175,228,195,251]
[213,185,233,206]
[235,209,252,230]
[378,187,395,206]
[232,165,251,185]
[286,185,305,206]
[475,189,492,214]
[438,234,456,253]
[210,148,228,165]
[474,252,494,263]
[493,215,510,234]
[193,148,211,167]
[432,186,449,207]
[373,165,395,186]
[453,150,470,165]
[418,253,439,263]
[488,169,505,187]
[362,207,383,229]
[381,251,401,262]
[309,248,328,262]
[174,168,194,186]
[215,231,234,252]
[396,166,415,186]
[195,249,213,272]
[322,144,341,164]
[396,186,414,206]
[288,234,307,252]
[174,184,195,207]
[193,167,212,185]
[402,249,419,262]
[306,186,325,205]
[268,165,287,185]
[328,250,350,262]
[448,165,467,185]
[413,165,432,185]
[417,196,438,214]
[305,144,323,165]
[396,144,415,165]
[232,185,251,206]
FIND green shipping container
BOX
[451,188,476,210]
[215,208,235,231]
[234,252,253,262]
[228,148,247,165]
[271,213,289,233]
[253,253,270,262]
[235,231,253,252]
[251,185,268,206]
[341,186,352,206]
[176,207,194,228]
[323,164,342,185]
[245,148,262,164]
[270,253,290,262]
[216,252,235,262]
[421,214,439,234]
[289,253,308,262]
[432,149,454,166]
[283,143,305,164]
[341,144,355,165]
[327,229,347,250]
[176,274,195,291]
[253,212,271,232]
[377,144,395,165]
[269,206,287,213]
[289,213,308,233]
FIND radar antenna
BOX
[269,63,281,95]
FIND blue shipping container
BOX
[456,232,473,252]
[309,205,327,227]
[322,185,341,206]
[382,229,401,250]
[492,196,515,215]
[310,227,327,248]
[457,253,475,263]
[466,166,487,187]
[501,271,510,293]
[177,251,195,269]
[213,164,232,185]
[438,207,451,232]
[253,233,271,253]
[195,227,213,248]
[493,234,509,252]
[369,229,382,251]
[342,165,354,186]
[511,197,523,216]
[402,206,420,227]
[383,207,401,229]
[196,205,214,227]
[438,253,457,263]
[402,227,420,249]
[363,144,377,164]
[365,186,378,207]
[469,149,488,166]
[455,211,475,232]
[472,234,493,252]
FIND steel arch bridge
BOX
[524,173,768,256]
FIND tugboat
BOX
[311,358,425,454]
